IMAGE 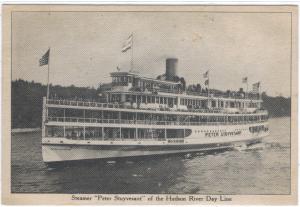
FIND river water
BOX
[11,117,290,194]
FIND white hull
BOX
[42,138,262,163]
[42,122,269,163]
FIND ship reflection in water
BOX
[12,117,290,194]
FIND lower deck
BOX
[43,120,269,141]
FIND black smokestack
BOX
[166,58,178,81]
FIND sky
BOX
[12,11,291,97]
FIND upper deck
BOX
[46,98,268,116]
[106,71,261,99]
[96,59,265,115]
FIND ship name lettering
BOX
[220,130,242,137]
[205,132,219,137]
[204,130,242,138]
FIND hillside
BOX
[11,79,291,129]
[261,92,291,118]
[12,79,99,129]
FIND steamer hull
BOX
[42,138,264,163]
[42,124,269,163]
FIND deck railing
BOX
[46,116,267,126]
[133,87,260,100]
[46,99,267,115]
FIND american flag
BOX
[39,49,50,66]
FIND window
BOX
[211,100,216,107]
[46,126,64,137]
[230,102,235,108]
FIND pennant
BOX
[121,34,133,53]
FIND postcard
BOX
[2,4,298,205]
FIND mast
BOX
[46,47,51,100]
[258,83,261,100]
[207,70,210,98]
[130,33,134,72]
[246,81,248,99]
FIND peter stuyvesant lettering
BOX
[94,195,145,201]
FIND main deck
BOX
[43,96,269,142]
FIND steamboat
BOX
[42,58,269,163]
